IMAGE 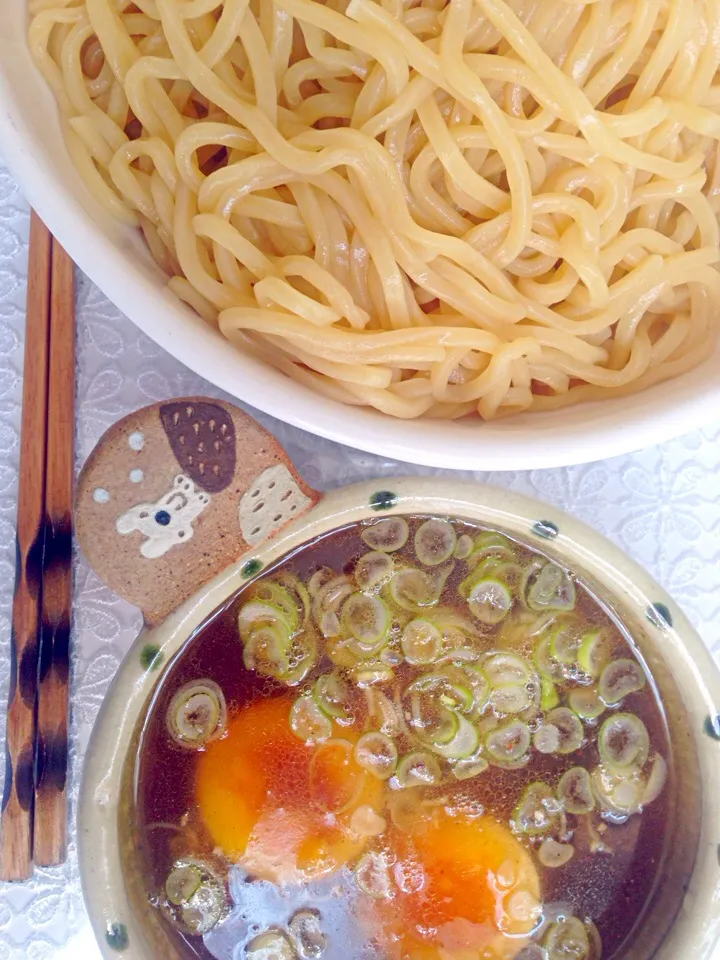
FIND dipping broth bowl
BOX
[61,397,720,960]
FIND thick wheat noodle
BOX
[29,0,720,420]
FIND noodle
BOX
[29,0,720,420]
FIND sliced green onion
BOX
[467,578,512,624]
[490,684,531,714]
[431,712,479,759]
[587,921,603,960]
[342,593,390,645]
[452,753,489,780]
[484,652,533,686]
[577,629,611,677]
[313,576,353,637]
[532,723,561,754]
[505,889,542,926]
[534,633,563,682]
[545,918,590,960]
[569,686,605,720]
[361,518,409,553]
[238,600,294,642]
[389,568,441,611]
[404,677,460,744]
[314,672,351,720]
[641,753,668,807]
[401,619,442,665]
[540,677,559,711]
[267,574,310,626]
[611,780,643,814]
[355,551,395,591]
[281,634,318,685]
[431,608,480,643]
[458,555,520,599]
[414,519,457,566]
[526,562,576,612]
[351,663,395,686]
[404,671,477,749]
[585,813,611,854]
[245,930,295,960]
[538,838,575,868]
[166,863,203,905]
[164,859,226,936]
[166,680,226,748]
[411,700,458,745]
[459,559,498,598]
[290,694,332,743]
[557,766,595,814]
[512,781,558,835]
[245,626,317,685]
[364,688,400,735]
[468,532,516,566]
[354,852,393,899]
[454,534,474,559]
[290,577,311,624]
[598,658,646,705]
[345,635,390,661]
[252,581,301,631]
[485,720,531,767]
[458,663,490,712]
[319,611,341,639]
[422,670,477,710]
[512,946,544,960]
[308,567,335,598]
[288,909,326,959]
[326,635,358,669]
[395,751,441,787]
[519,559,544,607]
[545,707,584,754]
[548,616,584,664]
[592,766,643,818]
[349,804,386,838]
[243,623,290,674]
[488,561,522,588]
[354,731,398,780]
[598,713,649,770]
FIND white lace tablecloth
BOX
[0,157,719,959]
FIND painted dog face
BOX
[116,474,211,559]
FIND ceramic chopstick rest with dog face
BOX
[75,398,318,625]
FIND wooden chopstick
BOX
[0,216,76,878]
[0,212,53,881]
[34,238,75,867]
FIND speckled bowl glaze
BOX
[75,402,720,960]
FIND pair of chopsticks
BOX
[0,212,75,881]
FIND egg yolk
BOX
[371,811,541,960]
[195,695,381,883]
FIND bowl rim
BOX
[77,478,720,960]
[2,59,720,470]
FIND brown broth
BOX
[128,518,671,960]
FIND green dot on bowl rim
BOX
[531,520,559,540]
[646,602,673,629]
[704,714,720,741]
[241,558,263,578]
[140,644,163,671]
[369,491,398,511]
[106,923,128,952]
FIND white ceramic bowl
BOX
[2,3,720,470]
